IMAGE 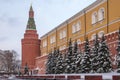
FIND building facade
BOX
[22,0,120,74]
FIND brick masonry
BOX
[113,75,120,80]
[85,75,102,80]
[36,31,119,74]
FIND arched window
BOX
[59,46,62,51]
[72,41,75,47]
[50,36,56,44]
[72,21,81,34]
[43,40,47,47]
[92,12,97,24]
[77,39,81,44]
[63,30,66,38]
[59,30,66,39]
[98,8,105,21]
[59,32,62,39]
[76,21,81,31]
[91,33,96,40]
[72,24,76,33]
[98,31,104,38]
[63,45,66,50]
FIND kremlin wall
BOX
[22,0,120,74]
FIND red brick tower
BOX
[21,5,40,69]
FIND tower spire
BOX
[30,5,33,11]
[26,5,36,30]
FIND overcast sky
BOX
[0,0,96,59]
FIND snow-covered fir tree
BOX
[46,51,53,74]
[116,28,120,73]
[81,37,91,73]
[55,49,64,74]
[75,45,83,73]
[72,40,79,73]
[46,48,59,74]
[64,39,75,73]
[51,48,59,74]
[97,35,112,73]
[91,34,100,73]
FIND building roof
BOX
[40,0,104,39]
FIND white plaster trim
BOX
[40,0,108,39]
[108,40,118,45]
[86,24,107,35]
[41,36,47,40]
[68,12,84,24]
[106,30,118,36]
[86,18,120,35]
[41,18,120,48]
[109,18,120,26]
[57,23,67,31]
[47,30,56,36]
[85,0,107,13]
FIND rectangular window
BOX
[76,22,80,31]
[59,32,62,39]
[59,45,66,51]
[59,30,66,39]
[50,36,56,44]
[53,36,55,43]
[43,40,47,47]
[72,22,81,34]
[50,37,53,44]
[72,24,76,33]
[63,30,66,38]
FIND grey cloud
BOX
[0,14,22,28]
[0,0,14,3]
[0,37,7,42]
[0,0,22,4]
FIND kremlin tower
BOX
[21,5,40,69]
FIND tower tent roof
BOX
[26,5,36,30]
[27,18,36,30]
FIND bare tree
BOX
[0,50,20,73]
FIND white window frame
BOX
[77,39,81,44]
[72,24,76,33]
[72,41,75,47]
[53,36,55,43]
[98,31,104,38]
[72,21,81,34]
[63,45,66,50]
[59,45,66,51]
[63,30,66,38]
[92,11,98,24]
[50,36,56,44]
[50,37,53,44]
[59,32,62,39]
[91,34,96,40]
[59,30,66,39]
[76,21,81,31]
[43,40,47,47]
[98,8,105,21]
[59,46,62,51]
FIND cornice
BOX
[40,0,106,39]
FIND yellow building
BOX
[40,0,120,56]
